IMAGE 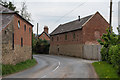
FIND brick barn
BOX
[38,26,50,41]
[49,12,109,60]
[0,5,33,65]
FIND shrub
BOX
[33,39,50,54]
[98,27,120,75]
[109,45,120,74]
[100,47,109,61]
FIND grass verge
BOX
[92,61,120,78]
[2,59,37,76]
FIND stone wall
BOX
[50,44,101,60]
[2,45,32,65]
[49,44,83,58]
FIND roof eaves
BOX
[1,12,34,27]
[50,28,82,36]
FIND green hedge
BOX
[2,59,37,76]
[109,45,120,74]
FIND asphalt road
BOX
[4,54,98,78]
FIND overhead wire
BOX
[51,2,86,27]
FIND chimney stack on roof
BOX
[78,16,80,21]
[44,26,49,34]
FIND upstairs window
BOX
[65,34,67,40]
[52,37,54,41]
[21,37,23,47]
[73,33,76,39]
[18,20,20,29]
[57,36,59,41]
[29,28,31,33]
[24,25,26,31]
[43,33,45,37]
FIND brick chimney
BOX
[44,26,48,34]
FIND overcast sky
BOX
[9,0,119,34]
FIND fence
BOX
[83,45,102,60]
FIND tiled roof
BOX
[1,14,14,30]
[39,31,50,38]
[50,15,93,35]
[0,5,15,13]
[0,5,33,31]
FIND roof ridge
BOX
[61,14,93,26]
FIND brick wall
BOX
[39,33,50,41]
[14,14,32,46]
[82,12,109,45]
[50,30,83,46]
[2,14,32,65]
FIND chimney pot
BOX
[44,26,48,34]
[78,16,80,21]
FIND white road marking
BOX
[41,75,47,78]
[52,62,60,72]
[41,61,60,78]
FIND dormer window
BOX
[18,20,20,29]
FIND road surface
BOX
[4,54,98,78]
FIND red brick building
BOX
[38,26,50,41]
[49,12,109,60]
[1,5,33,64]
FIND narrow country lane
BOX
[4,54,98,78]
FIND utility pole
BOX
[37,23,39,39]
[109,0,113,33]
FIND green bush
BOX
[109,45,120,74]
[98,27,120,75]
[100,47,109,61]
[33,39,50,54]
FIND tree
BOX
[97,28,119,62]
[20,2,31,21]
[0,0,17,11]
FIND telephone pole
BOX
[37,23,39,39]
[109,0,113,33]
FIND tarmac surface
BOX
[4,54,98,78]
